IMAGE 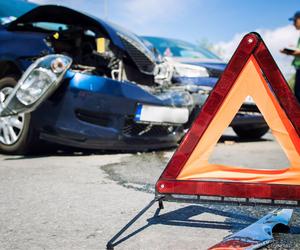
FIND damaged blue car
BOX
[0,4,193,154]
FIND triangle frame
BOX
[156,32,300,202]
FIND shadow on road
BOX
[107,204,258,249]
[219,134,271,143]
[107,203,300,249]
[2,146,133,161]
[148,205,256,229]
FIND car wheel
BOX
[232,125,269,139]
[0,76,39,154]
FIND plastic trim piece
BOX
[209,209,293,250]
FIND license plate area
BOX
[134,104,189,125]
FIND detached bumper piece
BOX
[209,209,293,250]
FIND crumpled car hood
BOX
[8,4,156,70]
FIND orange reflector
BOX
[156,32,300,201]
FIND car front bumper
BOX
[30,72,187,151]
[230,114,267,127]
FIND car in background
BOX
[142,36,269,139]
[0,3,193,154]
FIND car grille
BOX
[75,109,111,127]
[119,35,155,73]
[123,119,178,137]
[207,68,223,78]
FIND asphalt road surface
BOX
[1,128,300,249]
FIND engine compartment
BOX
[45,27,130,80]
[43,25,176,90]
[10,22,167,87]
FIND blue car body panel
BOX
[0,30,50,64]
[29,72,182,150]
[70,73,160,102]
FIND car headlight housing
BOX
[16,68,57,105]
[173,62,209,78]
[0,55,72,116]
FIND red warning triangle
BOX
[156,32,300,201]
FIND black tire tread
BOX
[232,126,269,139]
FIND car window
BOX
[143,37,220,60]
[30,22,68,31]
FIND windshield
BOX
[0,0,37,24]
[142,36,220,60]
[25,22,68,31]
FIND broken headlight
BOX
[16,68,57,105]
[173,63,209,78]
[0,55,72,116]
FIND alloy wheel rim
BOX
[0,87,25,145]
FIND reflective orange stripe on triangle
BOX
[177,55,300,184]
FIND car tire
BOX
[0,76,40,154]
[232,125,269,139]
